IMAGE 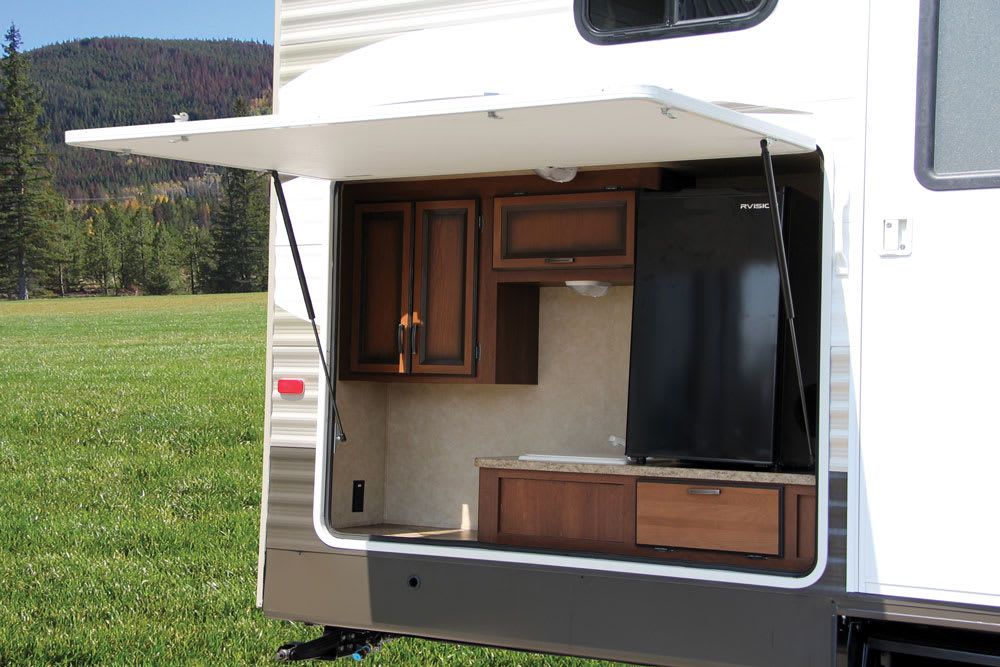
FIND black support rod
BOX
[271,171,346,442]
[759,139,812,464]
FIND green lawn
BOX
[0,294,629,666]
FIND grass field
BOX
[0,294,631,666]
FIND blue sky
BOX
[7,1,274,51]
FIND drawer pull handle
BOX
[544,257,575,264]
[687,488,721,495]
[397,323,406,355]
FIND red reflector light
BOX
[277,378,305,395]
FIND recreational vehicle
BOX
[67,0,1000,663]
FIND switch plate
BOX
[352,480,365,512]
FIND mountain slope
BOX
[27,38,272,199]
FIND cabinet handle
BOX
[544,257,575,264]
[411,322,420,357]
[686,488,721,495]
[397,324,405,355]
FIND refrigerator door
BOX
[626,191,780,465]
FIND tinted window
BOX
[578,0,774,44]
[915,0,1000,190]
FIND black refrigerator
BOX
[625,189,784,467]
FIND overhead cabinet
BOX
[339,169,664,384]
[493,191,636,269]
[348,200,478,377]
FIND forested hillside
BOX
[0,31,274,299]
[28,38,272,200]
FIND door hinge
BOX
[475,342,481,361]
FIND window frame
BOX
[914,0,1000,191]
[574,0,778,46]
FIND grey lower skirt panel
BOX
[262,459,1000,666]
[263,547,837,667]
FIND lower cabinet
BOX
[478,471,633,552]
[478,467,816,572]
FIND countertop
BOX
[474,456,816,486]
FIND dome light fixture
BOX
[565,280,611,297]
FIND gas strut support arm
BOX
[759,139,814,465]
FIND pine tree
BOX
[181,222,214,294]
[82,205,115,294]
[0,24,57,299]
[210,98,269,293]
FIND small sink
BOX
[517,454,628,465]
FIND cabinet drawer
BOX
[636,481,781,555]
[493,191,635,269]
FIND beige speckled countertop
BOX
[474,456,815,486]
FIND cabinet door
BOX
[350,202,412,374]
[493,191,635,269]
[411,200,477,376]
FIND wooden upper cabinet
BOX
[348,200,477,378]
[411,201,477,376]
[350,202,413,375]
[493,191,636,269]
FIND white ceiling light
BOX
[566,280,611,297]
[533,166,578,183]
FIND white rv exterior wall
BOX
[852,1,1000,608]
[275,0,567,87]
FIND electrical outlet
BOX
[352,480,365,512]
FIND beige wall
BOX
[383,285,633,529]
[331,285,633,530]
[329,380,388,528]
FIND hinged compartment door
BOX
[350,202,412,374]
[410,200,477,375]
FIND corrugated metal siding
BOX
[276,0,567,86]
[829,346,850,472]
[267,446,339,552]
[260,306,333,601]
[829,277,852,473]
[269,309,323,449]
